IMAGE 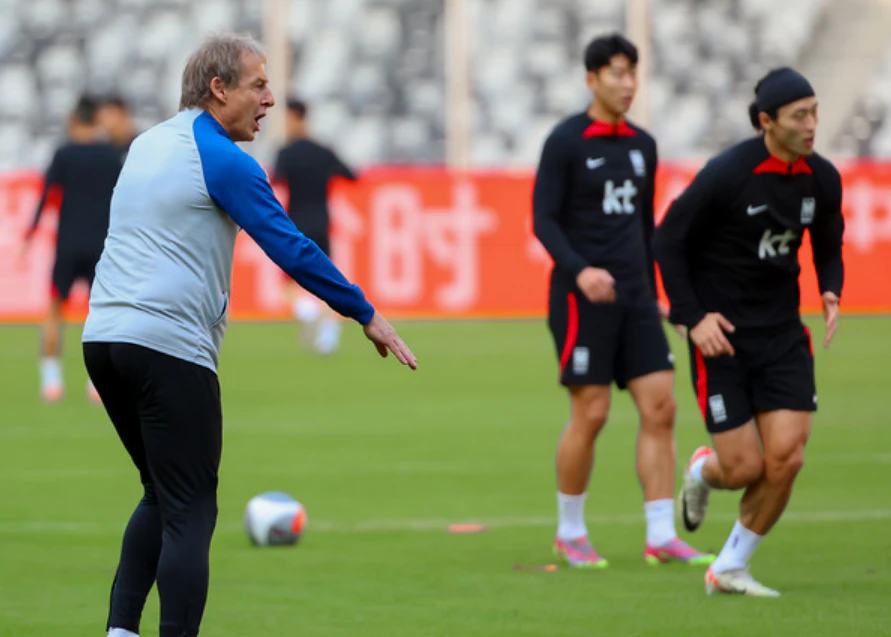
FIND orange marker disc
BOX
[447,523,488,534]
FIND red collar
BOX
[753,155,813,176]
[583,119,637,138]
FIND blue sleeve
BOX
[195,116,375,325]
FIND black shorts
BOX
[547,272,673,389]
[688,322,816,433]
[83,342,222,515]
[52,251,101,300]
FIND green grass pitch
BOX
[0,317,888,636]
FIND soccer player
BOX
[273,98,357,354]
[82,35,416,637]
[533,33,712,568]
[20,95,123,402]
[655,67,844,596]
[97,94,138,159]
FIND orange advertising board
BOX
[2,163,889,322]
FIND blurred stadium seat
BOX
[2,0,885,169]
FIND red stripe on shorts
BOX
[803,326,814,356]
[694,346,708,421]
[559,293,579,374]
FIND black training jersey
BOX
[28,141,123,256]
[273,139,357,237]
[655,136,844,330]
[533,112,658,300]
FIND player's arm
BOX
[810,165,845,348]
[532,131,588,275]
[641,139,659,301]
[329,149,358,181]
[25,149,63,241]
[655,159,736,356]
[533,131,614,302]
[653,163,715,327]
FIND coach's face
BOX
[765,96,819,158]
[211,52,275,142]
[587,54,637,117]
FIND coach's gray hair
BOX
[179,34,266,110]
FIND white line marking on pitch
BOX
[3,509,890,536]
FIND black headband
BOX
[755,68,815,113]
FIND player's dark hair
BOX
[749,67,814,131]
[287,98,307,117]
[584,33,638,72]
[101,93,130,110]
[749,69,782,130]
[748,101,776,131]
[72,94,100,125]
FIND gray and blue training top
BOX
[82,108,374,372]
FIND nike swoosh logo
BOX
[747,204,769,216]
[586,157,606,170]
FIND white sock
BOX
[314,318,342,354]
[108,629,139,637]
[40,356,63,387]
[689,455,708,485]
[556,492,588,540]
[711,520,764,573]
[645,498,677,546]
[293,296,321,322]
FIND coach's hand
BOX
[822,291,839,349]
[576,267,616,303]
[690,312,736,357]
[363,311,418,370]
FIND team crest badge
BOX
[629,150,646,177]
[800,197,815,225]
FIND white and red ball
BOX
[244,492,307,546]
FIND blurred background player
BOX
[655,68,844,596]
[97,94,138,159]
[273,98,358,354]
[533,33,713,569]
[19,94,123,403]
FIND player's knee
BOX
[723,455,764,489]
[639,394,676,431]
[765,446,805,484]
[569,405,608,439]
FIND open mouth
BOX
[253,113,265,131]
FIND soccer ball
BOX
[244,491,307,546]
